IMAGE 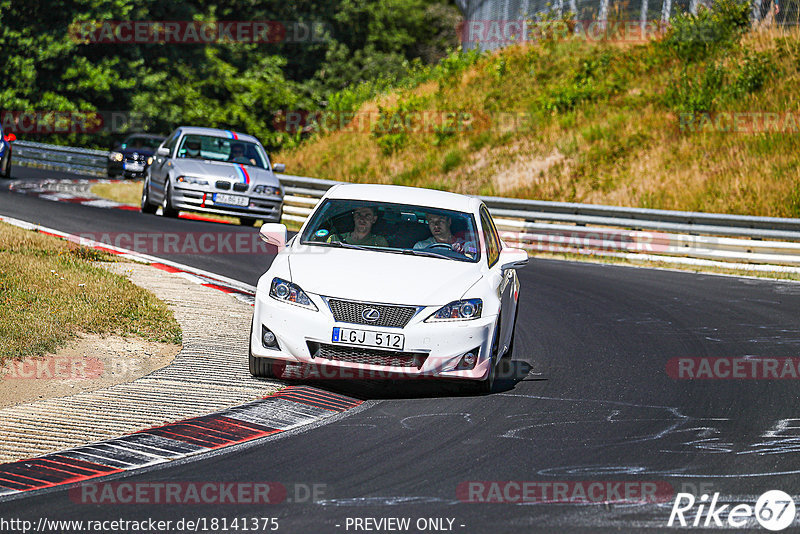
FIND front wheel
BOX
[140,178,158,214]
[475,353,497,394]
[249,350,284,379]
[161,181,178,218]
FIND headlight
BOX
[146,156,153,165]
[176,175,208,185]
[426,299,483,322]
[109,151,123,162]
[269,277,318,311]
[253,185,281,196]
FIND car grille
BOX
[308,342,427,369]
[215,181,231,190]
[326,299,418,328]
[232,182,248,192]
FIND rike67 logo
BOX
[668,490,796,531]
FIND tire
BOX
[2,154,10,179]
[160,181,178,218]
[249,348,283,379]
[140,178,158,214]
[240,217,258,227]
[474,317,502,395]
[476,352,497,395]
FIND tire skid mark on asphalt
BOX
[0,386,362,499]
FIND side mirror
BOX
[157,147,170,157]
[499,247,528,271]
[260,223,287,251]
[272,163,285,173]
[5,133,16,143]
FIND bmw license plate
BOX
[213,193,249,207]
[332,327,404,351]
[123,162,144,171]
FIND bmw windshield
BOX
[177,134,270,169]
[300,199,481,263]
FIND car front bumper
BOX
[173,185,283,222]
[250,290,497,381]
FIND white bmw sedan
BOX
[250,184,528,392]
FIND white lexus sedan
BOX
[250,184,528,392]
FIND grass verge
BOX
[91,181,142,205]
[0,222,182,363]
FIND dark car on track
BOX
[107,133,165,179]
[0,123,15,179]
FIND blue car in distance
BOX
[107,133,165,179]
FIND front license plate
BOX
[213,193,248,207]
[332,327,404,351]
[123,162,144,171]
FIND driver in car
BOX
[182,138,202,158]
[328,206,388,247]
[414,213,476,255]
[228,142,256,165]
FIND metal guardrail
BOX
[13,140,108,177]
[278,174,800,267]
[10,141,800,267]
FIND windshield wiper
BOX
[314,240,372,252]
[398,248,453,260]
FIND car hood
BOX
[171,159,280,186]
[287,246,482,306]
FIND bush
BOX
[371,95,427,155]
[659,0,752,61]
[665,49,776,113]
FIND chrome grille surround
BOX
[323,298,420,328]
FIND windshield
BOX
[122,135,163,150]
[300,199,480,262]
[177,134,269,169]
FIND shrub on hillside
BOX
[660,0,751,60]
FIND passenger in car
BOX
[414,213,477,256]
[328,206,389,247]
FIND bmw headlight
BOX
[269,277,318,311]
[176,175,208,185]
[253,185,281,196]
[109,151,123,162]
[426,299,483,322]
